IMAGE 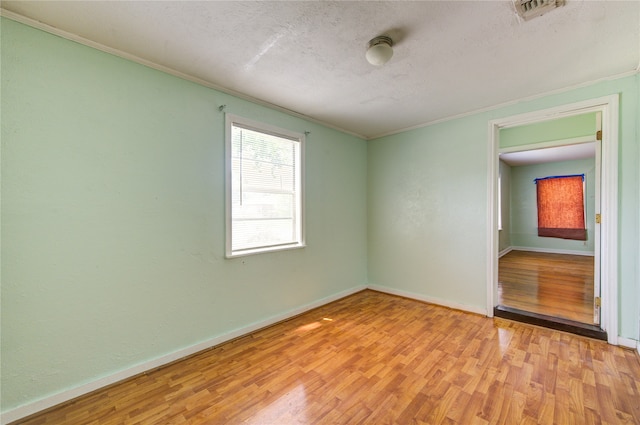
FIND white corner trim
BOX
[368,285,488,316]
[510,246,595,257]
[617,337,638,350]
[498,247,513,258]
[0,285,366,425]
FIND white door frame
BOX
[487,94,619,345]
[593,123,602,325]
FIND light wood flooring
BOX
[499,250,595,324]
[16,290,640,425]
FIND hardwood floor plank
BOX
[13,290,640,425]
[499,250,595,324]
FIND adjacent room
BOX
[495,113,605,337]
[2,1,639,424]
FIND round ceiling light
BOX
[365,36,394,66]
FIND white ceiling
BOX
[500,142,596,166]
[2,1,639,139]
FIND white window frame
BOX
[225,114,305,258]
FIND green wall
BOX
[368,75,638,338]
[368,113,489,309]
[500,112,597,148]
[1,18,368,412]
[509,158,596,252]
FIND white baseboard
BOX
[511,246,595,257]
[498,247,512,258]
[0,285,366,425]
[367,284,487,316]
[617,336,639,350]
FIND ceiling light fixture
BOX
[365,35,393,66]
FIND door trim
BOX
[594,131,602,325]
[487,94,619,345]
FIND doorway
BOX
[487,95,619,345]
[498,138,599,327]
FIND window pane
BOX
[232,192,294,220]
[232,219,295,251]
[232,127,295,166]
[226,115,303,256]
[232,159,295,192]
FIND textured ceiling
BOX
[2,1,639,139]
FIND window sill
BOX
[226,243,306,259]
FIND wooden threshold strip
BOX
[494,304,608,341]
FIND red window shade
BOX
[535,175,586,241]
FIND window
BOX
[535,174,586,240]
[225,114,304,257]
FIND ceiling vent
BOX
[515,0,565,21]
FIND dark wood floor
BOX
[15,290,640,425]
[498,250,595,325]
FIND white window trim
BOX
[225,114,305,258]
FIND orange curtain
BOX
[535,175,586,241]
